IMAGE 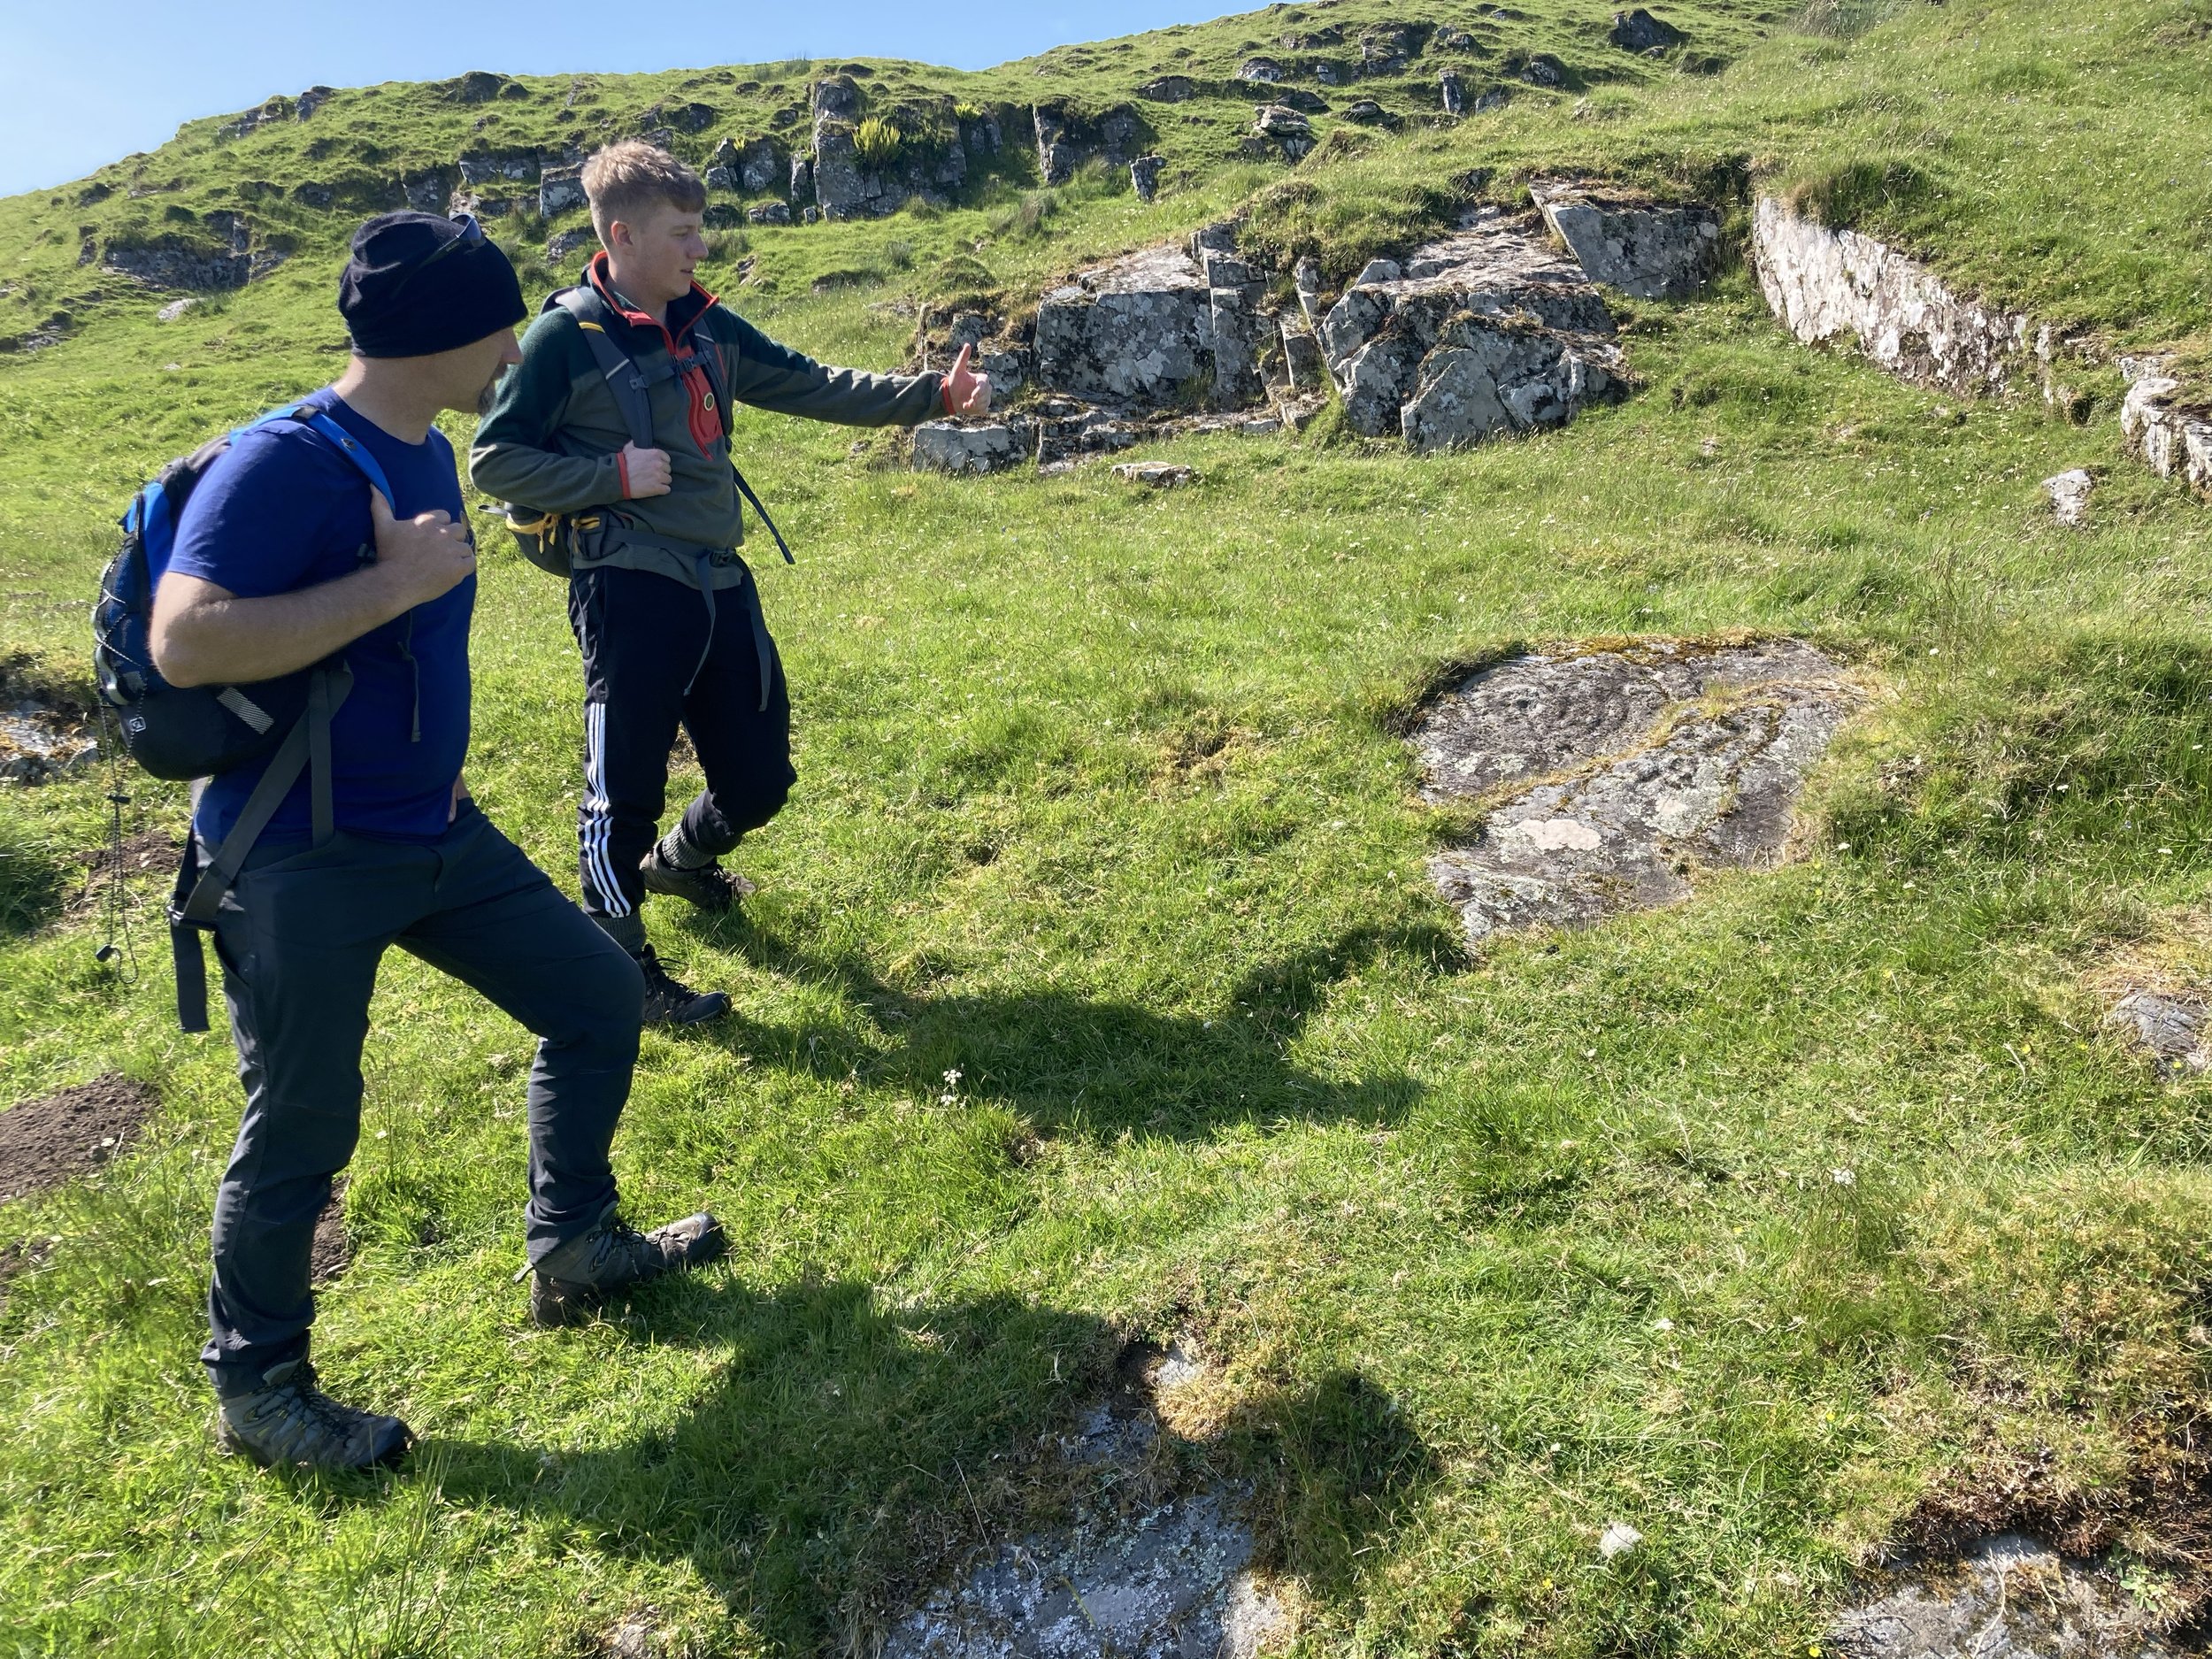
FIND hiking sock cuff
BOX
[658,826,716,871]
[594,910,649,956]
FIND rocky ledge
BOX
[1319,208,1631,450]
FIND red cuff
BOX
[940,374,954,417]
[615,449,632,496]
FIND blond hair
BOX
[580,141,707,242]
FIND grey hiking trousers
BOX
[199,801,644,1394]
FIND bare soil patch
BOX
[310,1179,349,1284]
[68,827,179,917]
[0,1073,159,1204]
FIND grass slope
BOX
[3,1,2212,1655]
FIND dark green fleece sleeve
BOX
[713,304,947,426]
[468,310,627,512]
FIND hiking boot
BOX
[528,1202,728,1327]
[636,945,730,1025]
[639,842,757,915]
[215,1358,411,1471]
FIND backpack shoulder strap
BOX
[552,288,658,451]
[265,404,396,506]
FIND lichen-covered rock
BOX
[1279,321,1325,392]
[1517,53,1569,87]
[546,227,598,265]
[539,166,587,218]
[1609,8,1685,51]
[1131,155,1164,203]
[744,201,790,226]
[102,211,281,291]
[1532,180,1720,300]
[1035,246,1215,406]
[2121,376,2212,497]
[457,147,542,185]
[1139,75,1198,103]
[1239,57,1286,82]
[402,169,453,213]
[1034,104,1143,186]
[1752,196,2031,397]
[1417,640,1857,942]
[1831,1533,2182,1659]
[1209,288,1269,407]
[1440,70,1466,115]
[913,420,1025,475]
[1320,209,1625,443]
[2044,467,2096,526]
[1113,461,1199,488]
[1343,98,1397,126]
[296,86,335,119]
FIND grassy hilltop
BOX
[3,0,2212,1654]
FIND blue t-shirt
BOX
[166,389,474,845]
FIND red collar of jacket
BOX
[585,252,726,462]
[587,252,718,349]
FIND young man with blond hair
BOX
[472,142,989,1022]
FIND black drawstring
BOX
[396,611,421,742]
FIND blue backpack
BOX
[92,403,393,1031]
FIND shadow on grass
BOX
[687,919,1453,1141]
[431,1271,1440,1651]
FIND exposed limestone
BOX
[102,211,282,292]
[155,297,196,322]
[1034,245,1216,406]
[879,1348,1285,1659]
[539,165,587,218]
[1751,196,2031,397]
[1319,209,1626,449]
[545,227,598,266]
[1138,75,1198,103]
[1415,640,1857,943]
[913,420,1025,475]
[1831,1534,2180,1659]
[1343,97,1398,126]
[1532,180,1720,300]
[1609,8,1686,51]
[1113,461,1199,488]
[296,86,335,120]
[441,70,520,104]
[1440,70,1465,115]
[458,146,541,185]
[746,201,793,226]
[809,78,969,219]
[1517,53,1569,87]
[2108,988,2210,1078]
[1131,155,1165,203]
[1279,321,1325,391]
[1360,24,1423,73]
[2044,467,2096,527]
[1239,58,1286,83]
[1248,104,1314,161]
[2121,374,2212,498]
[1034,103,1143,187]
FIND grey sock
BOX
[657,826,716,871]
[594,910,649,956]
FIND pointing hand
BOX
[942,342,993,418]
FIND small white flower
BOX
[943,1068,963,1087]
[1599,1520,1643,1560]
[1829,1168,1855,1187]
[1651,1317,1675,1333]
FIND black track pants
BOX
[567,563,795,944]
[201,803,644,1394]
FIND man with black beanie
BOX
[149,211,726,1473]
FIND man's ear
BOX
[606,219,633,251]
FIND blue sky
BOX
[0,1,1249,198]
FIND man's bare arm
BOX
[151,492,477,687]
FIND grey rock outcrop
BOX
[2121,373,2212,498]
[1138,75,1197,103]
[459,147,541,185]
[441,71,519,104]
[2108,988,2211,1077]
[2044,467,2096,526]
[1609,9,1685,51]
[1238,58,1286,83]
[1518,53,1569,87]
[1830,1533,2180,1658]
[1034,103,1143,185]
[1034,245,1215,405]
[102,211,281,291]
[913,420,1025,475]
[1343,98,1397,126]
[1113,461,1199,488]
[540,166,587,218]
[1532,180,1720,300]
[1417,640,1858,943]
[746,201,792,225]
[1249,104,1314,161]
[403,169,454,213]
[1751,196,2031,396]
[809,79,967,219]
[1440,70,1465,115]
[546,227,598,265]
[1131,154,1164,203]
[296,86,335,119]
[1319,209,1627,449]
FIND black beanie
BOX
[339,211,526,357]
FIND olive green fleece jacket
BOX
[470,260,946,590]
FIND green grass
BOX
[4,1,2212,1655]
